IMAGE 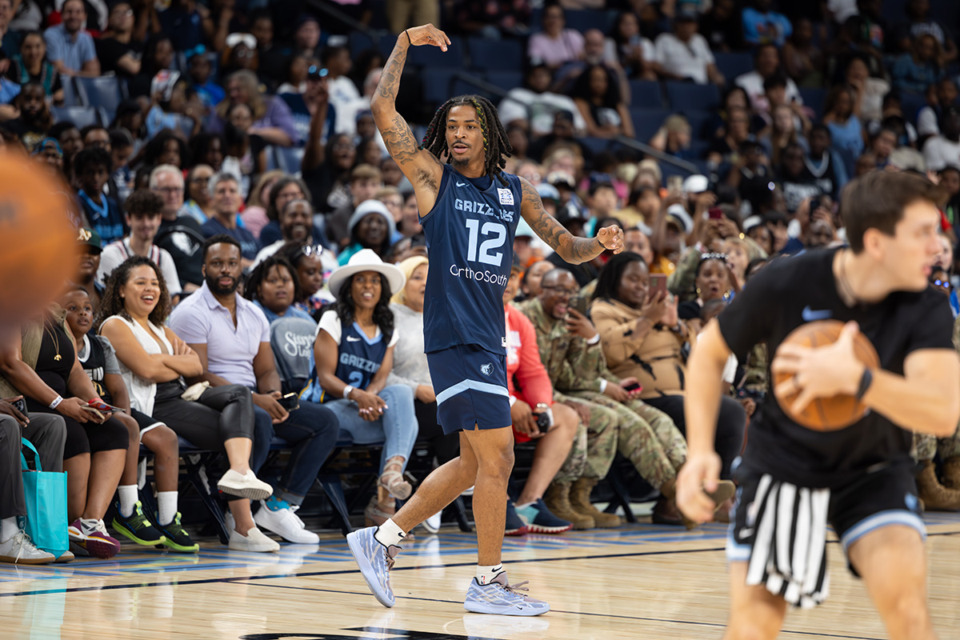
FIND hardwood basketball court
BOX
[3,511,959,639]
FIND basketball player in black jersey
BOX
[678,171,960,639]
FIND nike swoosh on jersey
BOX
[801,306,832,322]
[456,181,467,187]
[346,336,361,342]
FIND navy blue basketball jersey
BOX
[420,164,524,354]
[326,320,388,401]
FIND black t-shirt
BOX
[717,248,954,488]
[95,37,141,78]
[25,323,75,413]
[155,215,205,288]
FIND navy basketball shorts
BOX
[727,462,925,576]
[426,344,512,435]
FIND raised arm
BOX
[519,177,623,263]
[371,24,448,212]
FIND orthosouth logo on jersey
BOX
[454,198,514,223]
[449,263,509,286]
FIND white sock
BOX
[373,518,406,547]
[476,563,504,585]
[0,516,19,543]
[118,485,138,518]
[158,491,178,526]
[515,501,534,510]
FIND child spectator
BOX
[75,147,125,244]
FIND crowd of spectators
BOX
[5,0,960,564]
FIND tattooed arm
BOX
[371,24,450,213]
[519,177,624,264]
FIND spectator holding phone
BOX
[519,268,701,526]
[590,252,745,486]
[502,260,584,534]
[168,237,339,546]
[0,311,129,558]
[62,286,196,552]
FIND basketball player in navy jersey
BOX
[677,171,960,639]
[346,24,624,615]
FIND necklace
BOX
[45,324,62,361]
[836,250,860,307]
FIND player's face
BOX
[617,260,649,308]
[121,265,162,317]
[885,200,944,290]
[62,290,93,336]
[351,271,383,312]
[445,105,484,168]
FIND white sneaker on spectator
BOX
[421,511,442,534]
[254,499,319,544]
[228,526,280,552]
[0,531,56,565]
[217,469,273,500]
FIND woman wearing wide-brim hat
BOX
[306,249,419,525]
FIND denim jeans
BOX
[323,384,419,473]
[251,401,339,505]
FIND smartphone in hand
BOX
[649,273,668,297]
[279,392,300,412]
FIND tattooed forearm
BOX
[375,37,409,103]
[381,113,418,165]
[520,180,603,265]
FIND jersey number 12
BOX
[465,219,506,267]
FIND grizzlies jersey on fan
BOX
[420,164,523,355]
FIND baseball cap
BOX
[536,183,561,203]
[77,227,102,253]
[683,174,709,195]
[666,204,694,233]
[547,171,576,189]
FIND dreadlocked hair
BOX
[420,95,513,185]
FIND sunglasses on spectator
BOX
[932,278,952,291]
[299,245,323,259]
[307,65,329,80]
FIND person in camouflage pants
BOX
[519,269,691,524]
[911,312,960,509]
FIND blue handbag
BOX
[20,438,69,558]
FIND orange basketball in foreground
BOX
[0,153,78,329]
[773,320,880,431]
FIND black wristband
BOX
[855,367,873,401]
[404,30,412,45]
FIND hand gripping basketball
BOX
[405,24,451,51]
[771,320,880,431]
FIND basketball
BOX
[773,320,880,431]
[0,153,79,329]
